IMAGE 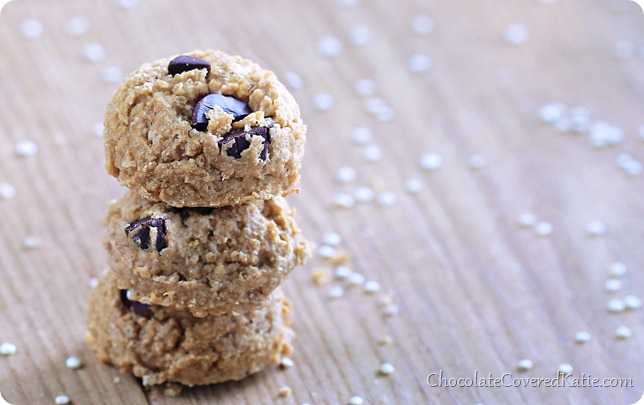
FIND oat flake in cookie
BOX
[104,50,306,207]
[86,272,294,387]
[104,191,311,317]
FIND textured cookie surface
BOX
[104,49,306,207]
[105,191,310,317]
[86,272,294,387]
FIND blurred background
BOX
[0,0,643,404]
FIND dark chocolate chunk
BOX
[191,93,252,131]
[119,290,151,317]
[124,217,168,252]
[218,119,273,160]
[168,55,211,76]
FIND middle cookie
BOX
[105,191,310,317]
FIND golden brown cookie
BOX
[104,190,310,317]
[103,49,306,207]
[86,271,294,387]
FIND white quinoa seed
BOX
[92,122,105,137]
[354,186,375,202]
[347,272,366,287]
[66,356,82,370]
[102,66,123,84]
[328,286,344,299]
[624,295,642,310]
[20,19,44,39]
[15,140,38,157]
[609,262,627,277]
[411,14,434,36]
[89,277,99,289]
[349,26,372,46]
[607,298,626,313]
[534,221,553,236]
[116,0,139,9]
[0,183,17,200]
[614,40,635,60]
[604,279,623,293]
[419,152,443,171]
[55,395,71,405]
[317,245,337,259]
[23,236,42,249]
[83,42,106,62]
[615,325,632,339]
[335,265,353,280]
[350,126,373,144]
[354,78,376,97]
[313,93,335,111]
[585,221,607,236]
[504,24,529,45]
[378,362,395,376]
[283,71,304,90]
[574,331,591,344]
[337,0,360,7]
[348,396,364,405]
[408,53,432,73]
[279,356,295,368]
[517,359,533,371]
[558,363,573,375]
[323,232,342,247]
[375,106,396,122]
[317,35,343,58]
[383,304,400,316]
[538,102,566,123]
[336,166,357,183]
[64,16,90,37]
[468,154,488,170]
[364,280,381,294]
[404,178,422,194]
[0,342,17,356]
[364,144,383,162]
[517,213,538,228]
[378,191,398,207]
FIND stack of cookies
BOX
[86,50,310,387]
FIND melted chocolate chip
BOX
[191,93,252,131]
[124,217,167,252]
[168,55,211,76]
[219,118,274,160]
[119,290,151,317]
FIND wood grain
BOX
[0,0,643,404]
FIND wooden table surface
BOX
[1,0,643,404]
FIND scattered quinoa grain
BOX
[517,213,537,228]
[615,326,632,339]
[328,286,344,299]
[336,166,357,183]
[604,279,623,293]
[607,298,626,313]
[377,191,398,207]
[517,359,533,372]
[420,152,443,171]
[323,232,342,246]
[408,53,432,73]
[558,363,573,375]
[0,183,17,200]
[64,16,90,37]
[378,362,395,376]
[279,356,295,369]
[534,221,553,236]
[313,93,335,111]
[15,140,38,157]
[20,19,44,39]
[65,356,82,370]
[334,265,353,280]
[55,395,71,405]
[334,192,355,208]
[0,342,17,356]
[278,386,292,397]
[354,79,376,97]
[364,280,381,294]
[317,35,343,58]
[350,126,373,144]
[609,262,627,277]
[623,295,641,310]
[411,14,434,36]
[348,396,364,405]
[504,24,529,45]
[574,331,591,344]
[83,42,106,62]
[354,186,375,202]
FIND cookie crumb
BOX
[378,335,392,345]
[0,342,17,356]
[278,386,293,397]
[517,359,533,372]
[163,383,183,397]
[55,395,71,405]
[65,356,83,370]
[310,267,331,286]
[378,362,395,376]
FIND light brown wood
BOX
[0,0,643,404]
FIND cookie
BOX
[104,50,306,207]
[104,190,310,317]
[86,272,294,387]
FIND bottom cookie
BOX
[86,271,294,387]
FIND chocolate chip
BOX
[124,217,168,252]
[168,55,210,76]
[191,93,252,131]
[219,119,273,160]
[119,290,151,317]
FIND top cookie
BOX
[104,50,306,207]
